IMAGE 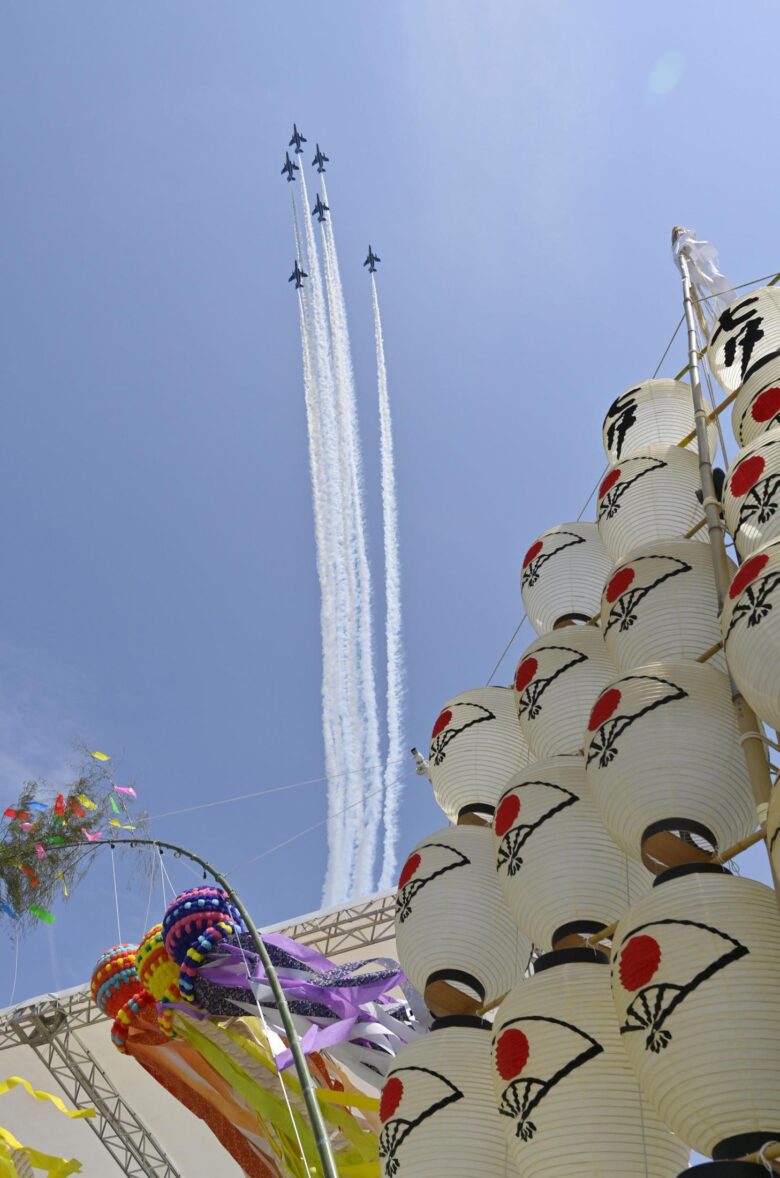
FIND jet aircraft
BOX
[289,124,307,154]
[311,194,329,223]
[281,152,299,182]
[288,260,308,289]
[312,144,329,173]
[363,245,381,273]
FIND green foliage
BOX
[0,756,145,931]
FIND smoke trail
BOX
[318,173,384,895]
[371,275,406,891]
[291,192,353,904]
[304,169,367,886]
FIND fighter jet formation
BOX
[363,246,381,273]
[289,123,307,153]
[283,126,380,282]
[281,151,299,183]
[288,259,308,289]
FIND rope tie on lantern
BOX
[757,1140,780,1171]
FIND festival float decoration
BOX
[584,660,756,870]
[612,865,780,1163]
[379,1017,508,1178]
[513,625,617,758]
[722,429,780,557]
[601,539,731,672]
[89,884,408,1178]
[64,230,780,1176]
[427,687,532,823]
[493,754,650,949]
[596,445,705,562]
[394,825,531,1017]
[491,948,688,1176]
[520,521,612,635]
[602,378,716,462]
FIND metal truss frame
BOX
[0,890,396,1174]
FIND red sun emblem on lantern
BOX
[523,540,543,570]
[514,657,538,693]
[599,468,622,500]
[605,566,635,603]
[619,934,662,992]
[398,853,421,890]
[431,709,452,740]
[730,454,766,497]
[380,1076,404,1123]
[729,552,770,599]
[495,1028,530,1081]
[751,386,780,423]
[494,794,521,838]
[588,688,622,731]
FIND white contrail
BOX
[291,190,353,904]
[305,169,366,882]
[371,274,406,891]
[319,172,384,895]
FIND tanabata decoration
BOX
[26,801,48,812]
[113,784,137,799]
[0,904,17,920]
[108,819,136,830]
[29,905,55,924]
[89,751,110,761]
[0,1124,83,1177]
[110,796,120,813]
[54,795,65,816]
[91,917,391,1178]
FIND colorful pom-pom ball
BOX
[162,887,245,966]
[137,922,181,1034]
[90,943,141,1020]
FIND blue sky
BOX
[0,1,777,1004]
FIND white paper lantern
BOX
[708,286,780,400]
[584,660,756,865]
[513,626,616,758]
[723,428,780,557]
[732,379,780,446]
[492,949,687,1176]
[395,825,531,1015]
[379,1018,509,1178]
[612,865,780,1161]
[601,539,732,673]
[520,522,612,636]
[596,445,705,563]
[602,378,716,462]
[720,537,780,729]
[493,755,650,949]
[428,687,532,823]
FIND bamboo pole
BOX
[672,229,780,911]
[583,826,768,947]
[696,640,723,663]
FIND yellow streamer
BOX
[76,795,96,811]
[88,751,109,762]
[0,1127,82,1176]
[0,1077,95,1120]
